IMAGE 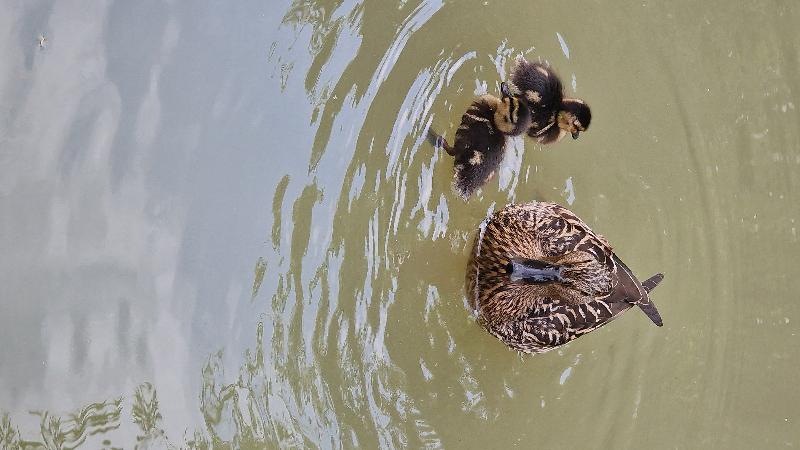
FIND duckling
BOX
[509,56,592,144]
[428,82,532,200]
[466,201,663,354]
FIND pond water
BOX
[1,0,799,448]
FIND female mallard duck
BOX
[509,56,591,144]
[467,202,663,354]
[428,82,532,199]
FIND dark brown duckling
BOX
[509,56,592,144]
[467,201,663,354]
[428,82,532,200]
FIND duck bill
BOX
[508,258,564,284]
[571,130,580,140]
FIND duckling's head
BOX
[493,82,532,136]
[557,98,592,140]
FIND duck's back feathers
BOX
[468,202,665,353]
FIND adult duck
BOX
[467,202,663,354]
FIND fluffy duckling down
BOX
[428,82,531,200]
[509,56,592,144]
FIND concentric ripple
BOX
[1,1,799,449]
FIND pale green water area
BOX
[1,0,799,448]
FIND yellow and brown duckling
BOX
[467,202,663,354]
[509,56,591,144]
[428,82,532,200]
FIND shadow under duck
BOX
[428,82,531,200]
[509,56,592,144]
[466,202,663,354]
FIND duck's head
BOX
[493,82,532,136]
[556,98,592,140]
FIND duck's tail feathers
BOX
[637,273,664,327]
[642,273,664,293]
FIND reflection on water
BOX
[2,0,800,448]
[1,398,123,449]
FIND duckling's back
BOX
[510,58,563,136]
[451,97,506,199]
[510,59,563,112]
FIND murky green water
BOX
[1,0,799,448]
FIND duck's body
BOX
[509,56,592,144]
[467,202,663,354]
[428,83,531,200]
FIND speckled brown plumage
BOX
[467,202,663,354]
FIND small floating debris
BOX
[38,35,47,49]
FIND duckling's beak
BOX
[571,130,580,140]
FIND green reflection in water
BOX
[3,0,800,447]
[131,383,168,448]
[1,413,21,449]
[271,175,291,250]
[251,257,268,301]
[1,398,122,450]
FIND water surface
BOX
[1,0,799,448]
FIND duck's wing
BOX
[609,255,664,326]
[540,203,663,326]
[500,296,633,353]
